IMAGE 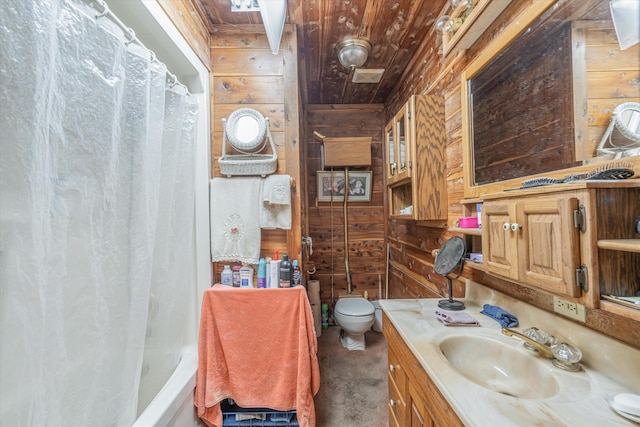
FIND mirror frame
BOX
[461,0,640,199]
[225,108,267,152]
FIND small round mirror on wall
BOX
[225,108,267,153]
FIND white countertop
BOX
[380,281,640,426]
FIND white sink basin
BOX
[439,335,559,399]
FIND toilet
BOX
[334,297,375,350]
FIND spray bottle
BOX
[257,257,267,288]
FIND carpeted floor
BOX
[314,326,389,427]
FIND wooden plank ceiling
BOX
[195,0,448,105]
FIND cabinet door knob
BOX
[503,222,511,231]
[511,223,522,232]
[389,399,397,406]
[389,364,399,372]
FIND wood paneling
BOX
[157,0,211,70]
[384,0,640,348]
[304,104,386,304]
[580,24,640,158]
[210,26,301,279]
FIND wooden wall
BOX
[210,25,302,279]
[575,23,640,160]
[303,105,386,305]
[158,0,212,70]
[384,0,640,347]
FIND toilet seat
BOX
[335,298,375,316]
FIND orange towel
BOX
[195,285,320,427]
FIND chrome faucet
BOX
[501,327,554,358]
[502,327,583,371]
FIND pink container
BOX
[459,216,478,228]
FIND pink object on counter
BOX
[459,216,479,228]
[195,285,320,427]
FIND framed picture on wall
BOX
[317,171,372,202]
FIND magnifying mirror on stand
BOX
[435,236,466,311]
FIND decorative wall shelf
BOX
[597,239,640,253]
[449,227,482,236]
[441,0,511,57]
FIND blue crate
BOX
[221,400,299,427]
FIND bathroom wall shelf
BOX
[441,0,511,57]
[464,259,485,271]
[452,198,483,271]
[449,227,482,236]
[597,239,640,253]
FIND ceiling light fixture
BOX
[335,38,371,69]
[231,0,287,55]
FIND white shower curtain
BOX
[0,0,199,425]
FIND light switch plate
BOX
[553,296,587,322]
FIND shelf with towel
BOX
[195,286,320,427]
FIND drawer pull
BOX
[389,399,397,407]
[389,364,400,372]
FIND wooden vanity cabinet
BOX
[386,95,447,221]
[387,345,406,427]
[479,182,640,314]
[482,195,581,297]
[383,312,464,427]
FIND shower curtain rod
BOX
[88,0,186,91]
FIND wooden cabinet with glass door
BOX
[385,102,411,186]
[386,95,447,221]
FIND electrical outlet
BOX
[553,296,586,322]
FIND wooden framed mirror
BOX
[461,0,640,199]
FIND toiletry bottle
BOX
[291,260,301,287]
[240,264,254,288]
[270,258,280,288]
[257,257,267,288]
[221,265,232,286]
[265,257,272,288]
[321,303,329,329]
[232,265,241,287]
[279,254,291,288]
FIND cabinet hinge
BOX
[407,111,411,120]
[575,264,588,292]
[573,205,586,233]
[408,160,412,169]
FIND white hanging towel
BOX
[210,177,262,264]
[260,174,292,229]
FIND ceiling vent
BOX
[352,68,385,84]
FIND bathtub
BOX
[132,345,204,427]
